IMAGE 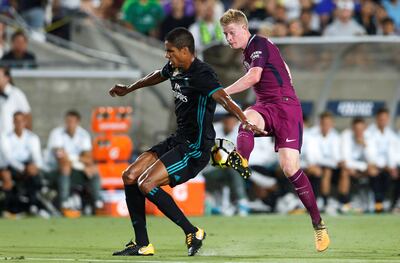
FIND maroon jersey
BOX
[243,35,300,105]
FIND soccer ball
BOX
[210,138,235,167]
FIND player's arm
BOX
[212,89,267,135]
[109,70,168,97]
[224,67,263,95]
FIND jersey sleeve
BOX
[160,62,173,79]
[249,38,269,69]
[195,68,223,97]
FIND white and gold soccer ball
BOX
[210,138,235,168]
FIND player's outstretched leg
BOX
[145,186,206,256]
[227,125,253,179]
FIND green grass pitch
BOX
[0,214,399,262]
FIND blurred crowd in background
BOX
[0,0,398,56]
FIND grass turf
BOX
[0,214,399,262]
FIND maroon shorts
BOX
[248,102,303,152]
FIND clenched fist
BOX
[109,84,130,97]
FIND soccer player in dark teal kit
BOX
[109,28,265,257]
[220,9,330,252]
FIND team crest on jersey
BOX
[250,51,262,61]
[172,83,188,102]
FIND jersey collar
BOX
[244,34,256,52]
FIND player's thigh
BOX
[137,159,170,194]
[278,147,300,177]
[244,109,265,130]
[122,151,158,185]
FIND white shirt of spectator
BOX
[307,126,341,168]
[250,137,278,167]
[46,126,92,170]
[365,124,398,168]
[60,0,81,10]
[213,121,239,144]
[0,83,31,134]
[341,128,368,172]
[0,129,43,172]
[323,19,366,36]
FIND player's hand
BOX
[242,121,268,136]
[109,84,130,97]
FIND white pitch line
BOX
[2,257,169,263]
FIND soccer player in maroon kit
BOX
[219,9,330,252]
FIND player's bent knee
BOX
[122,170,139,185]
[280,159,299,177]
[137,177,155,195]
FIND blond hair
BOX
[220,9,248,27]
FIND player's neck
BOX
[182,56,195,71]
[241,31,253,50]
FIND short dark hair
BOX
[165,27,195,54]
[319,111,333,120]
[11,30,27,42]
[65,109,81,120]
[376,107,389,116]
[13,111,25,118]
[352,116,365,126]
[0,66,13,84]
[382,17,394,26]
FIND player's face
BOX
[164,41,186,68]
[223,22,248,50]
[352,122,366,138]
[13,113,26,132]
[376,112,389,129]
[65,115,79,134]
[320,117,333,135]
[0,69,10,88]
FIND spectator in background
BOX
[0,112,45,215]
[323,0,366,36]
[1,31,37,68]
[365,107,398,213]
[122,0,164,38]
[13,0,46,31]
[272,21,288,37]
[0,22,8,58]
[339,117,369,213]
[163,0,195,17]
[273,4,288,23]
[355,0,377,35]
[203,112,250,216]
[288,19,304,36]
[159,0,195,41]
[382,0,400,29]
[189,0,225,57]
[46,110,103,215]
[375,3,390,35]
[280,0,301,21]
[300,8,321,36]
[314,0,335,29]
[247,136,280,213]
[381,17,397,35]
[0,66,32,134]
[0,148,13,215]
[307,112,341,212]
